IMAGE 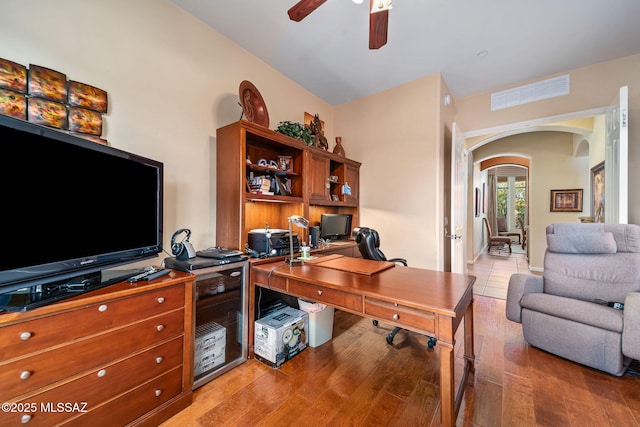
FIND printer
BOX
[248,228,299,257]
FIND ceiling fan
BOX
[288,0,392,49]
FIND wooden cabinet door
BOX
[307,151,330,202]
[343,163,359,205]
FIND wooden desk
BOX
[251,257,476,427]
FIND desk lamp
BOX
[287,215,309,265]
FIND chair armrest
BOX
[388,258,408,266]
[623,292,640,360]
[506,274,543,323]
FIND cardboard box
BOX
[194,321,226,375]
[254,307,308,368]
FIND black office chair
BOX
[352,227,437,349]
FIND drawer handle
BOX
[21,414,32,423]
[156,325,165,332]
[19,332,32,341]
[317,290,323,296]
[155,389,162,397]
[97,369,107,378]
[392,313,400,320]
[156,356,164,364]
[98,304,108,312]
[157,297,165,304]
[20,370,31,380]
[394,303,399,307]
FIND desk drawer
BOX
[0,309,184,401]
[288,281,362,313]
[0,285,185,361]
[252,269,286,291]
[365,298,436,335]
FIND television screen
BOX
[0,115,163,309]
[320,214,353,241]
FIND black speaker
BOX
[309,226,320,248]
[171,229,196,260]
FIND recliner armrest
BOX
[623,292,640,360]
[506,274,543,323]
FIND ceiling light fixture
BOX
[352,0,364,4]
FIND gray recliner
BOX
[506,223,640,376]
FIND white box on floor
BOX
[298,299,334,347]
[254,306,308,368]
[194,321,226,375]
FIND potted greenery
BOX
[275,121,313,145]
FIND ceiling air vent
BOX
[491,74,570,111]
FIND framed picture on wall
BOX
[550,189,583,212]
[475,187,481,217]
[591,161,605,222]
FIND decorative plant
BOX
[275,121,313,145]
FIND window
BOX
[496,178,508,218]
[495,175,527,229]
[514,177,527,228]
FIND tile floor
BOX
[467,245,530,300]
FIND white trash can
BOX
[298,299,335,347]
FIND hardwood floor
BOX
[162,296,640,427]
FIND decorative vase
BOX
[333,137,345,157]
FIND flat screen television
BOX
[320,213,353,241]
[0,114,163,310]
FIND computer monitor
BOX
[319,214,353,241]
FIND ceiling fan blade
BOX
[288,0,327,22]
[369,6,389,49]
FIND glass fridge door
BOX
[192,260,248,389]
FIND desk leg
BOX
[439,339,455,427]
[464,298,476,376]
[439,297,475,427]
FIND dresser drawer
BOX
[2,337,184,427]
[0,285,184,362]
[365,298,436,335]
[288,281,362,313]
[0,309,184,402]
[63,366,184,427]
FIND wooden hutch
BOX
[215,120,360,253]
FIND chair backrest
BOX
[497,217,508,232]
[482,217,493,237]
[543,223,640,303]
[352,227,387,261]
[517,216,526,239]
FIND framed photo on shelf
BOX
[274,175,292,196]
[550,189,583,212]
[278,155,292,172]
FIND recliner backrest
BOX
[543,223,640,303]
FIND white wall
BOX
[0,0,333,260]
[334,74,447,269]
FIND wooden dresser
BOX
[0,270,194,426]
